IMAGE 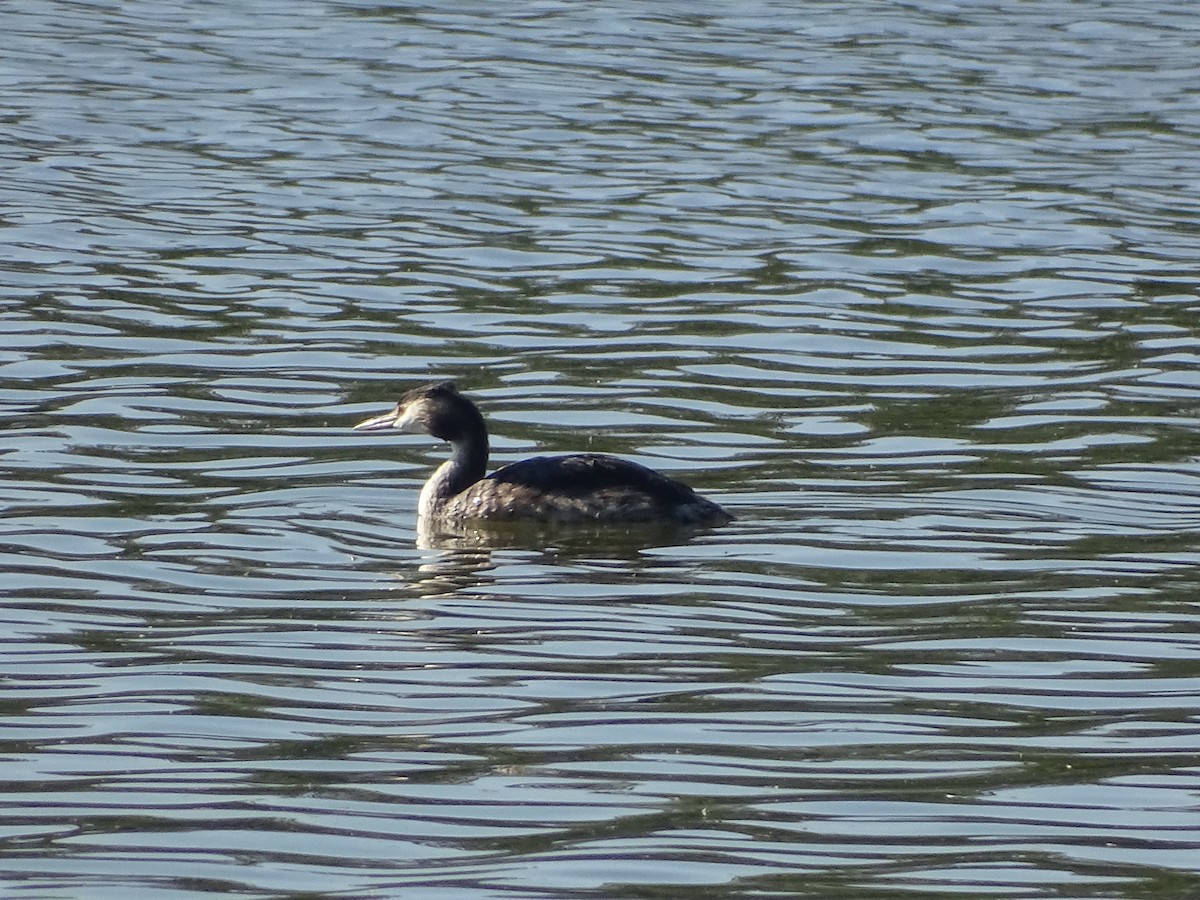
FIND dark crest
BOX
[401,381,482,444]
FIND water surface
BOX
[3,1,1200,897]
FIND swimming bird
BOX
[354,382,732,526]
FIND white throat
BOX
[418,439,473,519]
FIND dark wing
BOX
[487,454,700,504]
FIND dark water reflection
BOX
[4,1,1200,897]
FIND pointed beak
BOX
[354,408,401,431]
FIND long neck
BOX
[418,417,488,518]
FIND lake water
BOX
[4,1,1200,897]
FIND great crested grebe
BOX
[354,382,733,526]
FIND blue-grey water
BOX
[4,2,1200,897]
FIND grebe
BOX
[354,382,733,526]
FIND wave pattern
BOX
[3,1,1200,897]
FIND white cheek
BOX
[394,406,425,433]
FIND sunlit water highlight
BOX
[3,1,1200,897]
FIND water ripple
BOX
[3,1,1200,897]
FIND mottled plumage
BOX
[355,382,732,527]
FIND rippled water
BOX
[4,1,1200,897]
